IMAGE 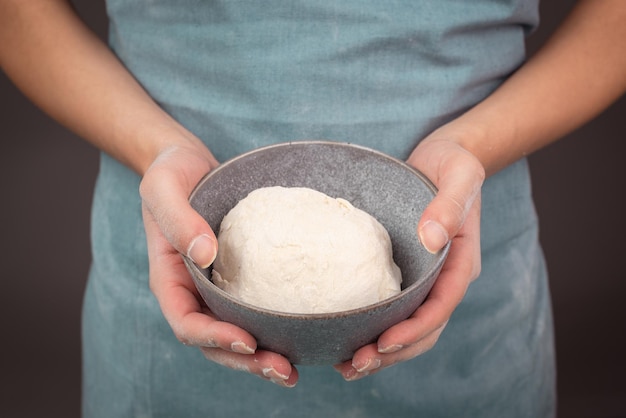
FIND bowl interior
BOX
[188,141,445,313]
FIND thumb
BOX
[140,158,218,268]
[186,233,218,268]
[411,147,485,254]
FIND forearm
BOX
[0,0,209,175]
[446,0,626,177]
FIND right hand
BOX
[139,140,299,387]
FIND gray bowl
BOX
[183,141,449,365]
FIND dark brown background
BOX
[1,1,624,417]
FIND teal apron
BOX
[83,1,555,416]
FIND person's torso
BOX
[106,0,538,160]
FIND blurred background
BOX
[1,1,624,417]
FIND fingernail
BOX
[263,367,290,381]
[378,344,403,354]
[187,234,217,268]
[342,367,357,381]
[353,358,381,373]
[418,220,448,254]
[271,378,297,388]
[344,368,368,381]
[231,341,255,354]
[282,380,297,388]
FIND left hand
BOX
[334,130,485,380]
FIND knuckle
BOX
[138,175,153,201]
[470,261,482,282]
[170,321,195,346]
[468,247,482,282]
[469,159,486,183]
[177,335,193,346]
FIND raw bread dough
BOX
[211,186,402,314]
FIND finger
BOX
[332,344,379,381]
[377,199,481,352]
[334,324,446,381]
[202,348,299,388]
[408,142,485,254]
[143,204,258,353]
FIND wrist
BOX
[425,105,520,178]
[114,114,216,176]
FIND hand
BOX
[334,129,484,380]
[140,141,298,387]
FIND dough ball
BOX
[211,186,402,314]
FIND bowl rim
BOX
[185,140,451,320]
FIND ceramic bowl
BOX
[183,141,449,365]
